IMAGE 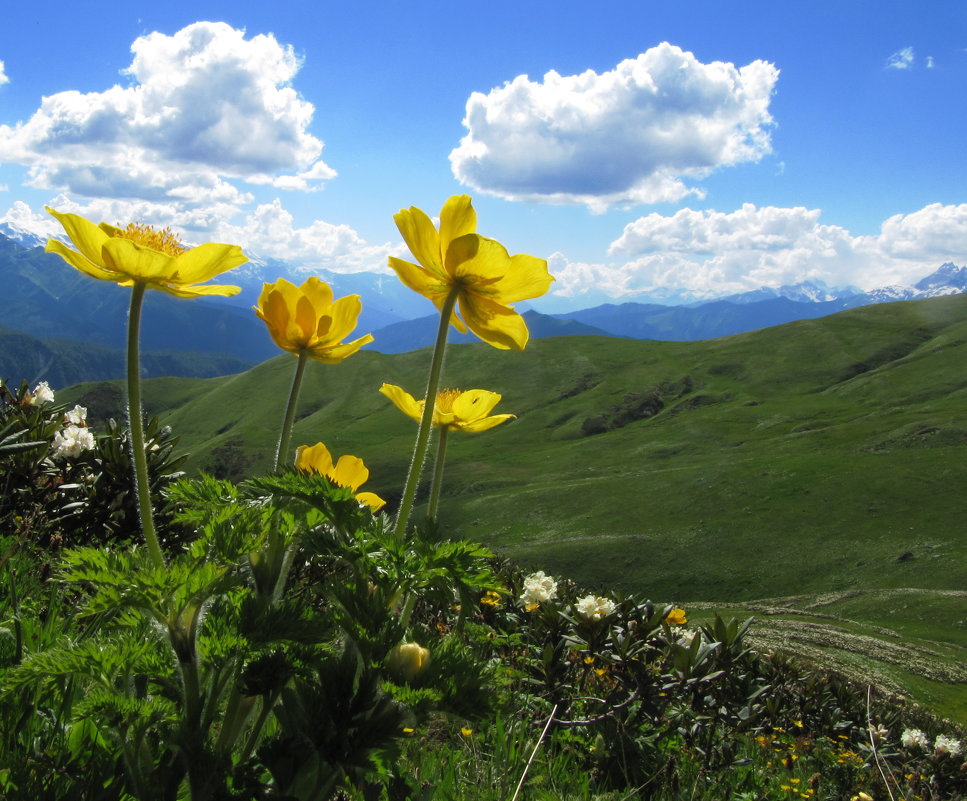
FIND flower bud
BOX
[386,642,431,683]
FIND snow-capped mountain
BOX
[913,262,967,296]
[0,221,48,250]
[709,265,966,309]
[716,279,863,306]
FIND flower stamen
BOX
[117,222,186,256]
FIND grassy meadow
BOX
[62,293,967,721]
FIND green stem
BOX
[275,351,309,471]
[240,692,277,761]
[214,684,256,758]
[393,287,460,538]
[127,283,164,568]
[426,425,450,522]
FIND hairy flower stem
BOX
[394,287,460,538]
[275,351,309,471]
[127,283,164,568]
[426,426,449,522]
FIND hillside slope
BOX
[63,294,967,607]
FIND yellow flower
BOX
[386,642,431,683]
[379,384,515,433]
[254,277,374,362]
[44,207,245,297]
[460,727,473,739]
[480,590,502,607]
[665,608,688,626]
[294,442,385,511]
[388,195,553,350]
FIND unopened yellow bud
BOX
[386,642,431,683]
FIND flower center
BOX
[435,388,462,414]
[116,222,186,256]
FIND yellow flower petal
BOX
[294,293,318,345]
[388,257,451,300]
[301,275,335,310]
[294,442,334,475]
[355,491,386,512]
[101,238,177,281]
[458,292,530,351]
[325,294,365,343]
[44,239,117,281]
[490,253,556,303]
[457,413,516,433]
[256,286,299,352]
[156,282,241,298]
[393,206,446,277]
[451,389,503,421]
[171,242,248,284]
[307,335,373,364]
[45,207,110,266]
[379,384,424,424]
[439,194,476,259]
[449,235,518,292]
[330,454,369,492]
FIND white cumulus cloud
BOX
[0,59,9,86]
[213,199,399,273]
[0,22,334,214]
[547,202,967,303]
[450,43,779,211]
[887,47,915,70]
[878,203,967,260]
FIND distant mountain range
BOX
[1,227,965,377]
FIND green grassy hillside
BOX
[63,293,967,596]
[61,294,967,717]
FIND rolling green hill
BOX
[61,294,967,716]
[0,324,254,386]
[61,290,967,597]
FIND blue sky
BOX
[1,0,965,311]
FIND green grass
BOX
[59,293,967,720]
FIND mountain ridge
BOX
[2,230,965,381]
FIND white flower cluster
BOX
[900,728,962,756]
[64,404,87,426]
[934,734,962,756]
[575,594,616,620]
[901,728,929,749]
[520,571,558,610]
[51,406,95,461]
[29,381,55,406]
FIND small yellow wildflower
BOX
[460,727,473,739]
[295,442,385,511]
[380,384,515,432]
[664,608,688,626]
[480,590,502,607]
